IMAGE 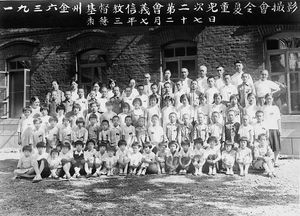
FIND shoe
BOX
[225,170,230,175]
[182,170,187,175]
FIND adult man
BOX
[231,60,253,87]
[143,73,153,96]
[159,69,175,94]
[110,86,123,114]
[196,65,208,92]
[254,70,280,106]
[180,68,193,93]
[136,84,149,108]
[215,66,225,90]
[220,74,238,104]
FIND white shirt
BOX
[215,78,225,90]
[196,77,208,92]
[231,72,253,87]
[254,80,280,98]
[220,84,238,102]
[205,87,219,104]
[262,105,281,130]
[129,152,143,166]
[98,97,108,113]
[148,125,164,144]
[136,94,149,109]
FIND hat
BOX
[240,136,249,142]
[36,142,46,148]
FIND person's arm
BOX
[213,150,221,163]
[17,120,22,145]
[84,129,88,144]
[270,81,280,95]
[17,158,22,169]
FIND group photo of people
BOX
[14,60,282,183]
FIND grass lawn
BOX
[0,155,299,216]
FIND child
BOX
[48,90,60,116]
[95,141,108,175]
[116,140,130,175]
[165,112,180,143]
[208,111,223,143]
[131,98,146,127]
[253,133,275,177]
[105,147,118,176]
[177,94,193,124]
[146,94,161,127]
[62,91,75,113]
[238,73,256,108]
[86,113,101,141]
[30,118,46,149]
[135,117,148,146]
[110,116,122,149]
[194,93,210,125]
[178,141,193,175]
[223,109,240,148]
[147,114,164,150]
[193,112,208,144]
[262,93,281,167]
[149,83,161,108]
[40,106,50,130]
[59,117,72,144]
[209,93,226,125]
[47,148,62,179]
[99,120,111,142]
[84,139,100,177]
[236,137,253,176]
[128,142,143,175]
[85,102,101,127]
[161,96,177,129]
[76,88,88,116]
[60,142,73,179]
[206,136,221,175]
[32,142,50,182]
[29,96,41,117]
[72,117,88,145]
[226,94,243,124]
[122,116,136,148]
[13,145,35,179]
[100,101,117,127]
[165,141,179,174]
[69,103,84,128]
[238,115,254,147]
[118,102,131,126]
[71,140,85,178]
[244,93,258,125]
[17,106,33,146]
[138,142,156,176]
[155,142,169,174]
[123,86,135,110]
[221,141,236,175]
[253,110,269,143]
[178,113,193,145]
[192,138,206,176]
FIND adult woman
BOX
[87,82,102,102]
[70,80,79,101]
[107,79,116,99]
[46,80,65,104]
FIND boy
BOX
[95,141,108,175]
[40,106,50,130]
[223,109,240,148]
[60,142,73,179]
[85,102,101,127]
[135,117,148,146]
[238,115,254,147]
[128,142,143,175]
[99,120,111,142]
[86,113,101,141]
[30,118,46,148]
[17,106,33,146]
[178,141,193,175]
[122,116,136,148]
[71,140,86,178]
[59,117,72,144]
[165,112,180,143]
[32,142,51,182]
[178,113,193,145]
[84,139,100,177]
[72,117,88,145]
[155,142,169,174]
[193,112,208,144]
[105,147,118,176]
[205,76,219,104]
[221,141,236,175]
[116,140,130,175]
[208,111,223,143]
[147,114,164,150]
[47,148,62,179]
[62,91,75,113]
[165,141,179,174]
[13,145,35,179]
[206,136,221,175]
[236,137,253,176]
[238,73,256,108]
[46,116,59,152]
[110,116,123,149]
[192,138,206,176]
[253,110,269,143]
[138,142,156,176]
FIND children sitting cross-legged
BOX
[178,140,193,175]
[60,142,73,180]
[221,141,236,175]
[32,142,51,182]
[71,140,86,178]
[47,148,62,179]
[206,136,221,176]
[236,137,253,177]
[105,146,118,176]
[138,142,156,176]
[192,138,207,176]
[13,145,35,180]
[84,139,100,178]
[253,133,275,178]
[165,141,179,175]
[128,142,143,175]
[155,142,169,174]
[116,139,130,176]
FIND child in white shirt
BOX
[138,142,156,176]
[192,138,207,176]
[221,141,236,175]
[236,137,253,176]
[116,140,130,175]
[128,142,143,175]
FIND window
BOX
[78,49,107,93]
[265,33,300,114]
[162,41,197,81]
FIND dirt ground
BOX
[0,153,299,216]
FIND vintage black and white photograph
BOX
[0,0,299,215]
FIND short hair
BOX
[180,94,189,103]
[211,111,220,116]
[112,115,120,120]
[22,145,32,152]
[230,94,239,101]
[87,139,96,146]
[131,142,140,148]
[23,106,32,113]
[194,138,204,145]
[40,106,49,112]
[105,101,113,106]
[181,140,190,147]
[72,103,81,111]
[163,82,171,87]
[98,140,108,148]
[207,136,218,144]
[33,118,42,124]
[74,140,84,147]
[50,148,59,155]
[49,116,58,123]
[151,83,158,88]
[89,113,98,120]
[118,139,127,147]
[62,117,70,123]
[234,60,242,65]
[125,115,132,120]
[168,140,178,148]
[151,114,159,119]
[223,73,231,77]
[164,96,174,103]
[207,76,215,81]
[213,93,222,100]
[75,117,85,125]
[121,102,131,111]
[30,96,39,104]
[247,92,255,99]
[258,133,267,140]
[36,142,46,148]
[164,68,171,73]
[265,93,273,99]
[143,141,152,149]
[62,142,71,150]
[132,98,142,106]
[137,84,144,89]
[56,104,65,112]
[89,101,98,107]
[169,112,177,117]
[255,110,264,116]
[101,120,109,125]
[149,94,159,103]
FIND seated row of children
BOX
[14,131,276,182]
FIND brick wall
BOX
[0,25,266,102]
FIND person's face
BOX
[217,67,224,76]
[151,116,159,125]
[224,75,231,85]
[65,92,71,100]
[34,121,41,129]
[164,84,171,93]
[71,81,78,90]
[149,98,156,106]
[164,70,171,79]
[231,97,238,105]
[76,144,83,152]
[144,74,151,83]
[78,89,84,97]
[90,118,97,125]
[91,104,98,112]
[242,116,249,125]
[63,120,70,127]
[225,144,232,152]
[51,152,59,159]
[132,145,138,153]
[209,140,216,148]
[94,84,100,92]
[87,143,94,150]
[122,106,129,113]
[138,86,144,95]
[259,136,267,145]
[125,88,132,96]
[228,111,235,122]
[129,79,135,87]
[106,104,113,111]
[169,114,176,123]
[160,145,166,151]
[181,69,188,78]
[24,110,31,118]
[199,66,207,77]
[215,95,222,104]
[193,95,200,106]
[183,114,189,124]
[41,109,48,116]
[240,140,247,148]
[144,146,150,153]
[198,114,204,123]
[58,109,64,115]
[52,91,58,99]
[176,82,182,91]
[24,150,31,157]
[119,144,126,151]
[151,85,158,94]
[248,95,255,104]
[110,81,115,88]
[37,147,45,154]
[99,146,106,153]
[265,95,273,105]
[112,117,119,126]
[242,74,248,82]
[261,70,268,80]
[101,88,108,97]
[208,78,215,87]
[52,81,59,90]
[235,63,243,72]
[49,120,57,127]
[182,97,188,105]
[113,87,120,96]
[199,97,206,105]
[138,118,145,127]
[108,150,114,157]
[62,147,69,154]
[74,107,80,114]
[77,122,83,128]
[133,101,141,109]
[166,99,172,106]
[125,117,132,126]
[32,100,40,108]
[169,144,176,152]
[90,91,96,99]
[191,81,197,90]
[212,113,219,122]
[102,122,109,130]
[256,112,264,122]
[182,144,189,151]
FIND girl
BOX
[192,138,206,176]
[226,94,243,124]
[135,117,148,146]
[122,116,136,148]
[40,106,50,131]
[116,140,130,175]
[76,88,88,116]
[146,94,161,127]
[17,106,33,146]
[70,80,79,101]
[161,96,177,129]
[209,93,226,125]
[243,93,258,125]
[118,102,131,126]
[177,94,193,124]
[47,148,62,179]
[236,137,253,176]
[84,139,100,177]
[208,111,223,143]
[138,142,156,176]
[194,93,210,125]
[238,115,254,147]
[221,141,236,175]
[128,142,143,175]
[206,136,221,176]
[131,98,146,127]
[155,142,169,174]
[107,79,116,99]
[178,141,193,175]
[72,117,88,145]
[29,96,41,118]
[59,117,72,144]
[193,112,209,145]
[262,93,281,167]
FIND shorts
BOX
[269,129,281,152]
